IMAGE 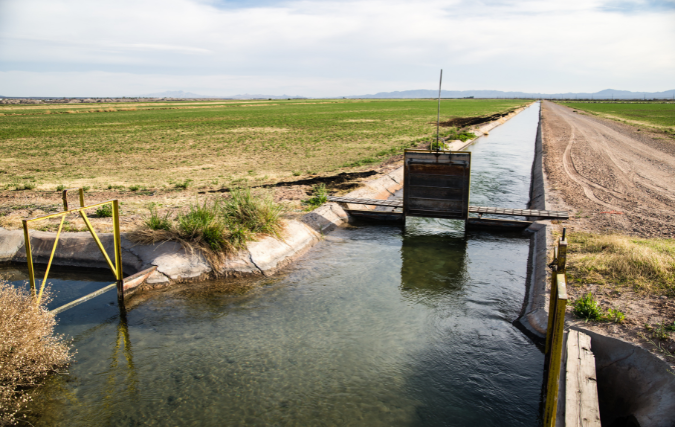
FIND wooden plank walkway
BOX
[327,196,569,219]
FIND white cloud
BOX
[0,0,673,96]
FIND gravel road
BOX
[542,100,675,238]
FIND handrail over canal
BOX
[22,188,155,312]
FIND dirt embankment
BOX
[541,100,675,364]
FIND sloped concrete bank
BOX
[0,104,529,289]
[517,104,551,339]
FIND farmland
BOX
[558,101,675,135]
[0,99,526,192]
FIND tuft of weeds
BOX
[129,185,140,192]
[95,204,113,218]
[145,204,171,231]
[573,293,604,321]
[174,179,192,190]
[0,281,72,425]
[292,171,302,177]
[177,200,228,251]
[303,183,328,210]
[130,189,284,267]
[573,292,626,323]
[82,186,90,192]
[567,233,675,296]
[56,184,65,191]
[221,187,284,244]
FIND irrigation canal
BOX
[3,103,545,426]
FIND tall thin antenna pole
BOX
[436,69,443,152]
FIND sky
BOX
[0,0,674,97]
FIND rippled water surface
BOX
[3,103,544,426]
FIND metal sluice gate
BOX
[328,149,569,226]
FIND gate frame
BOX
[22,188,124,306]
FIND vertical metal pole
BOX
[436,69,443,152]
[543,274,568,427]
[112,200,124,303]
[78,188,85,207]
[22,220,36,298]
[61,190,69,211]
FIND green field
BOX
[0,99,526,191]
[559,101,675,132]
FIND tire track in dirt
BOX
[542,101,675,237]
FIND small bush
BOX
[573,292,626,323]
[292,171,302,176]
[303,183,328,210]
[573,293,604,321]
[16,183,36,191]
[221,187,284,243]
[129,185,140,192]
[145,206,171,231]
[95,204,113,218]
[177,200,228,251]
[0,282,72,424]
[82,186,90,192]
[56,185,65,191]
[174,179,192,190]
[606,308,625,324]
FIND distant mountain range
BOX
[3,89,674,100]
[345,89,675,100]
[138,90,306,99]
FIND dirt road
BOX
[542,101,675,238]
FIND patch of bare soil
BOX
[541,100,675,366]
[439,110,515,128]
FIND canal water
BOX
[3,103,543,426]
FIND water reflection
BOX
[400,230,468,302]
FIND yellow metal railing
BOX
[543,232,568,427]
[22,188,124,307]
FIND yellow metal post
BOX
[112,200,124,302]
[545,245,560,355]
[79,211,117,275]
[36,214,66,304]
[557,239,567,273]
[21,220,36,298]
[78,188,85,207]
[543,273,568,427]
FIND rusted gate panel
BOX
[403,150,471,219]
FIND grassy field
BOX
[559,101,675,134]
[0,99,527,192]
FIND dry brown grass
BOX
[0,282,72,425]
[567,233,675,296]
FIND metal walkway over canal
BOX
[327,196,569,220]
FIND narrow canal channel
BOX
[4,103,544,426]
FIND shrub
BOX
[145,205,171,231]
[573,292,626,323]
[606,308,625,324]
[174,179,192,190]
[95,204,113,218]
[221,187,284,243]
[303,183,328,210]
[0,282,71,424]
[573,293,603,321]
[176,200,227,251]
[55,185,65,192]
[129,185,140,192]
